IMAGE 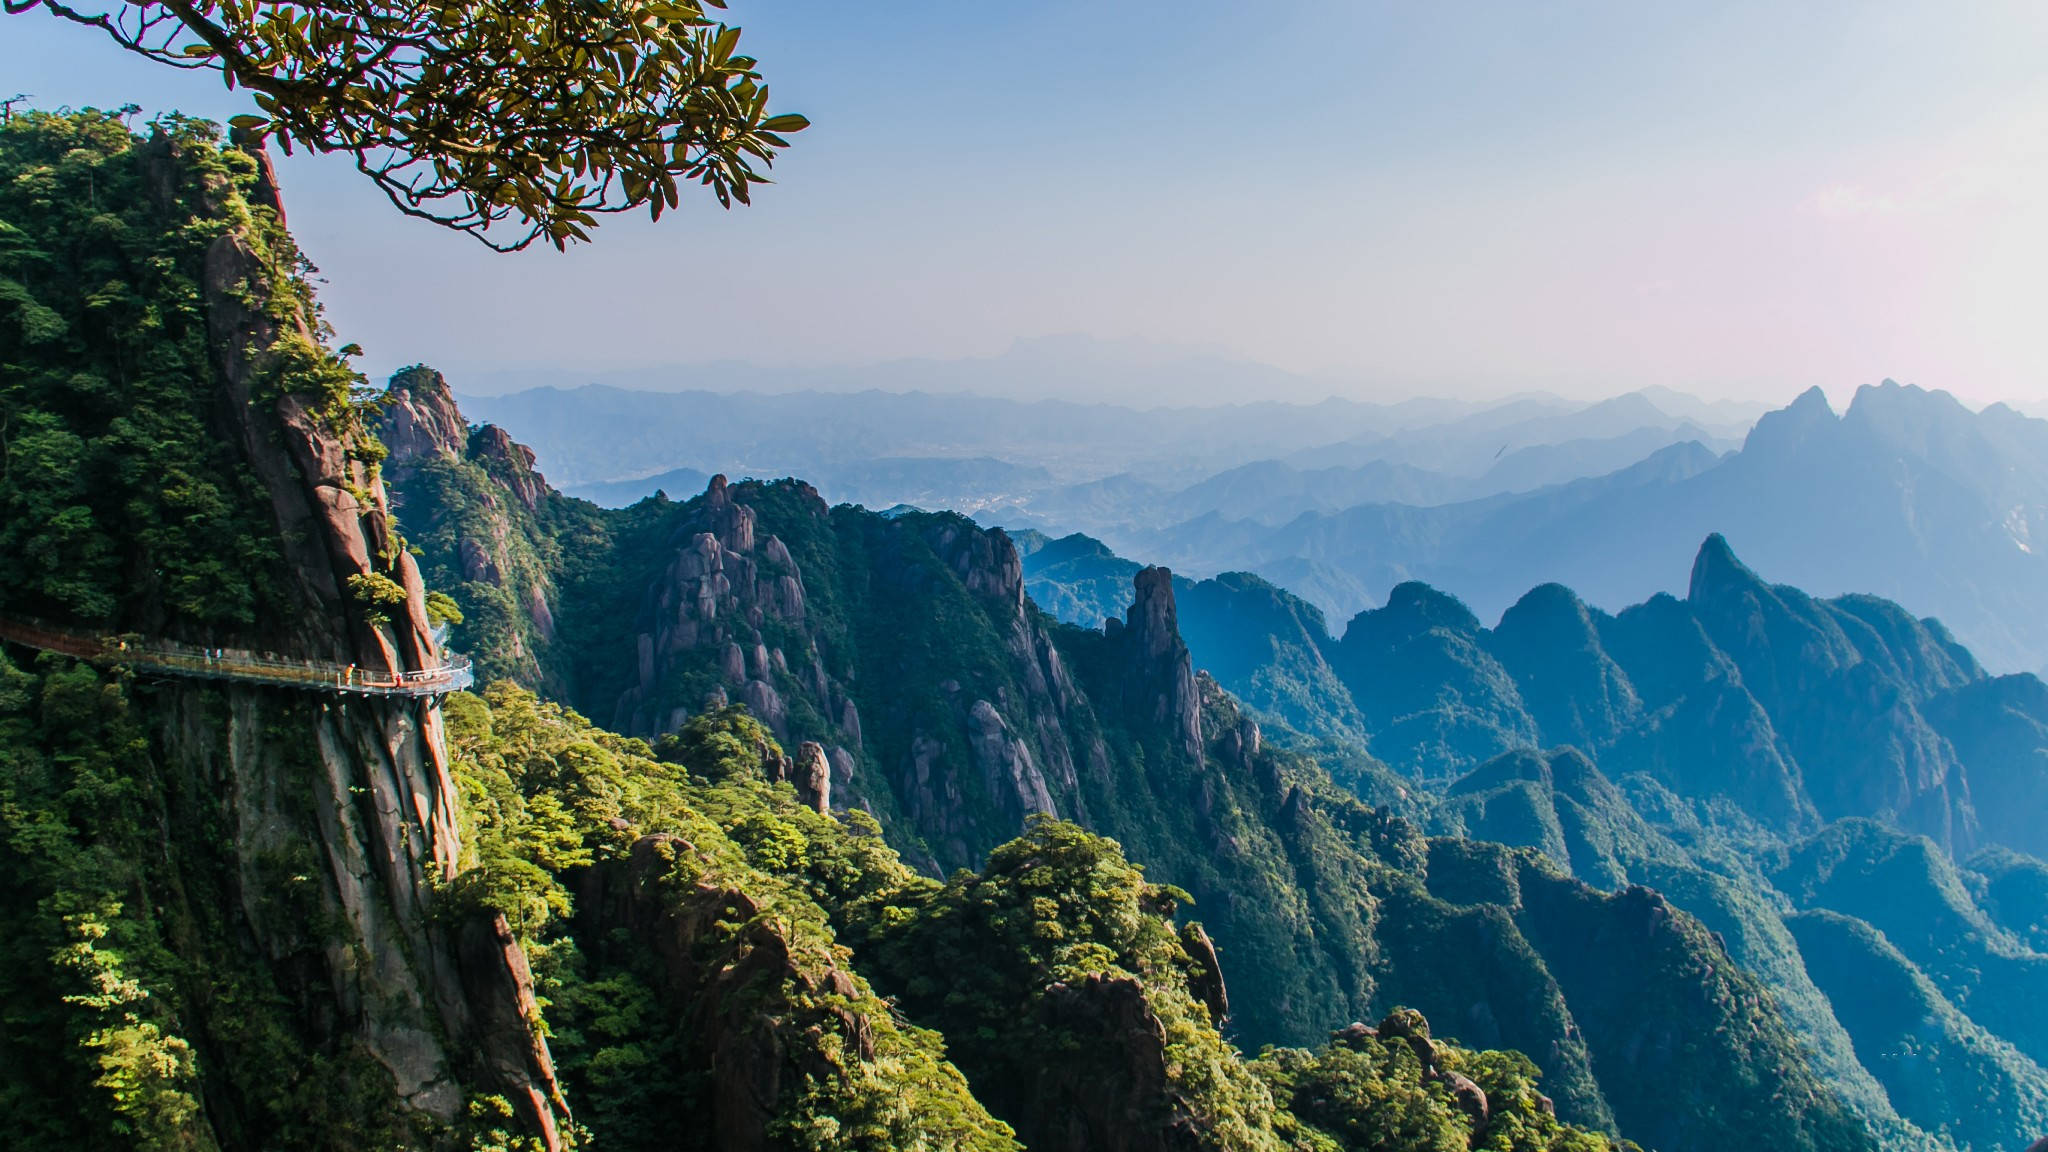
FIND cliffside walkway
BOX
[0,616,473,698]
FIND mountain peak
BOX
[1381,581,1484,638]
[1842,378,1975,433]
[379,365,469,471]
[1789,384,1834,412]
[1742,386,1837,455]
[1494,582,1600,650]
[1688,534,1763,603]
[1122,566,1204,760]
[1127,566,1184,662]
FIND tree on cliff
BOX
[4,0,807,250]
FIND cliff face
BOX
[1118,566,1205,764]
[193,151,566,1144]
[540,474,1093,870]
[0,114,564,1149]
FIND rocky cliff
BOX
[378,365,590,691]
[0,112,564,1149]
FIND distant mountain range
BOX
[477,376,2048,674]
[458,334,1393,407]
[1098,382,2048,675]
[461,383,1476,491]
[22,115,2048,1152]
[391,369,2034,1149]
[471,381,1750,554]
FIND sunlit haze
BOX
[7,1,2048,411]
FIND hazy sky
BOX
[6,1,2048,409]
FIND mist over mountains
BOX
[467,376,2047,675]
[1110,382,2048,676]
[458,334,1353,407]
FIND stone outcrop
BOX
[1119,567,1203,764]
[791,741,832,813]
[1373,1009,1490,1127]
[376,364,550,519]
[373,365,567,692]
[616,476,828,739]
[377,366,470,478]
[605,477,1095,864]
[470,424,548,513]
[968,698,1058,823]
[1179,921,1230,1024]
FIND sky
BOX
[5,1,2048,411]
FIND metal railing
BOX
[0,615,473,698]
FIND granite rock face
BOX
[1121,567,1204,764]
[377,366,470,475]
[192,163,568,1148]
[375,365,565,690]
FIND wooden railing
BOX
[0,615,472,698]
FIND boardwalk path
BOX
[0,616,473,698]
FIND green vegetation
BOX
[1786,909,2048,1152]
[1012,529,1142,628]
[1028,528,2048,1151]
[0,110,295,631]
[1256,1016,1628,1152]
[1970,846,2048,952]
[445,685,1018,1150]
[0,651,211,1150]
[1770,821,2048,1073]
[0,650,444,1149]
[380,365,625,691]
[448,681,1631,1152]
[5,103,1996,1152]
[0,108,487,1151]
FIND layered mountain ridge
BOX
[385,366,1892,1151]
[1019,528,2048,1151]
[1026,528,2043,860]
[1104,381,2048,676]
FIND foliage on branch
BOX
[11,0,808,249]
